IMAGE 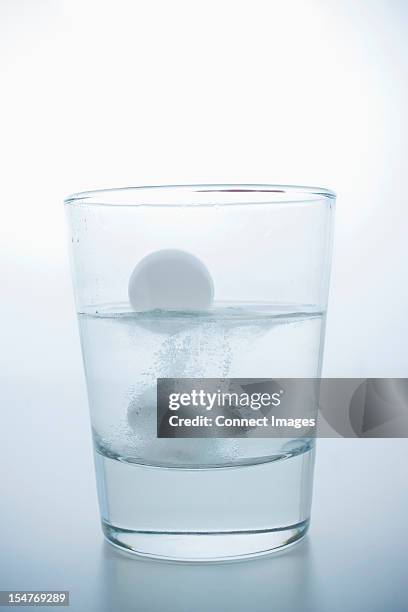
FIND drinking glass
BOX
[65,184,335,561]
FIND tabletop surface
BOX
[1,297,407,612]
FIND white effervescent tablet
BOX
[128,249,214,312]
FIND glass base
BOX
[102,520,309,562]
[95,446,315,562]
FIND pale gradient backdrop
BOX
[0,1,407,611]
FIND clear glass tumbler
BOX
[65,184,335,561]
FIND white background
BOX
[1,0,407,381]
[0,3,407,611]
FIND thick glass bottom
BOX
[95,447,314,562]
[102,519,309,562]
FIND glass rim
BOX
[64,184,336,207]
